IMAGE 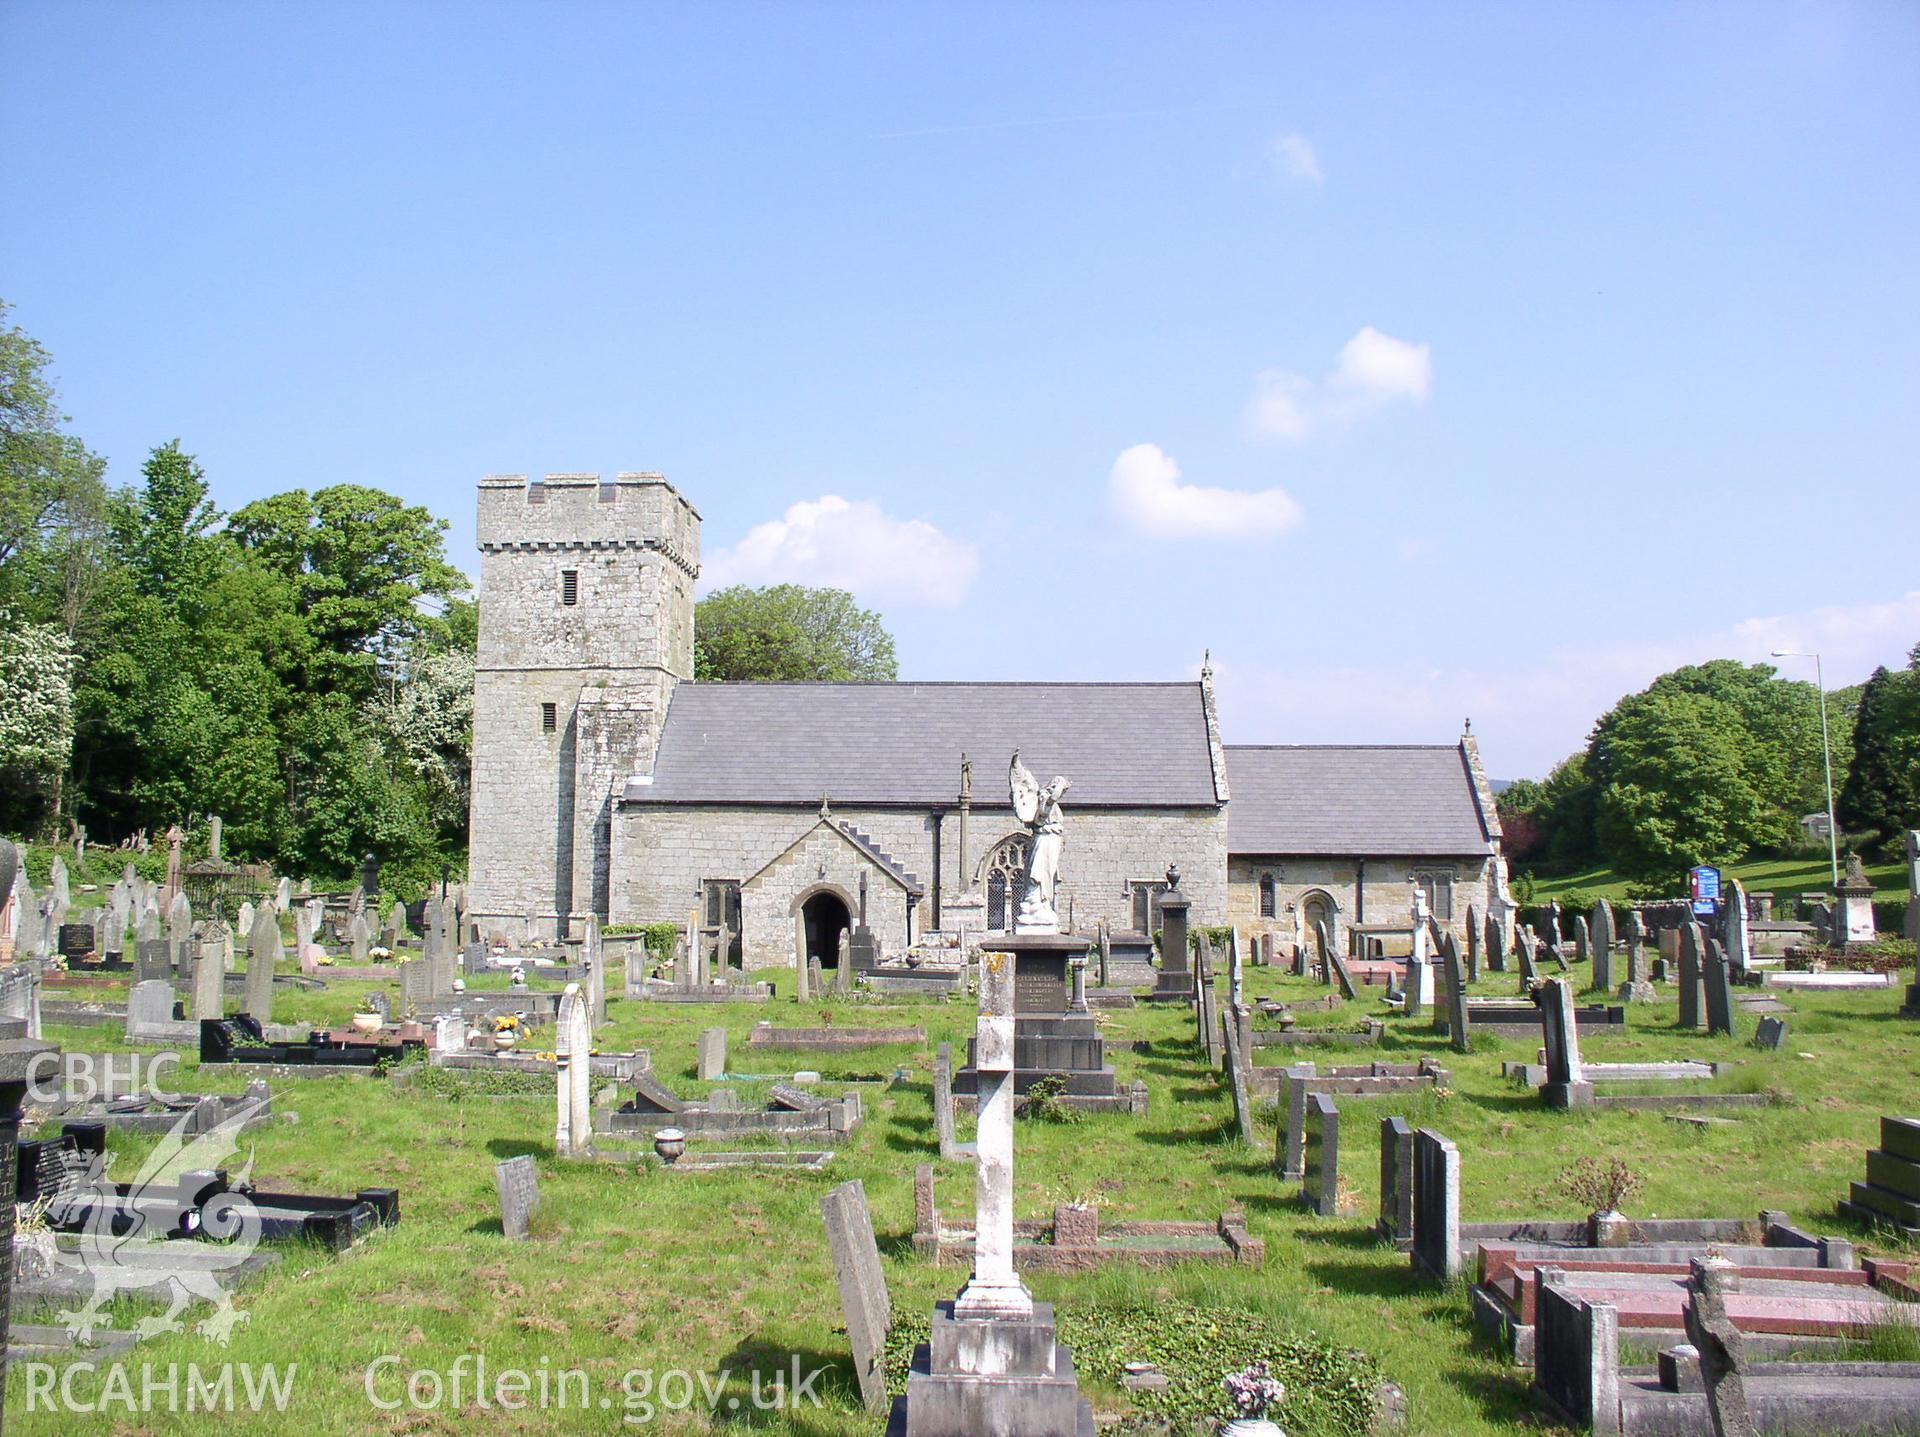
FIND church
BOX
[466,472,1512,967]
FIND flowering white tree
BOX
[0,609,74,802]
[364,649,473,842]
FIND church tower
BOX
[467,472,699,940]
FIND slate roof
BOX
[625,682,1221,808]
[1224,745,1493,856]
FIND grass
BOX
[1528,852,1907,904]
[10,953,1920,1435]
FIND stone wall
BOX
[468,473,698,939]
[612,802,1228,969]
[1226,853,1499,950]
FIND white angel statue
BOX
[1009,750,1071,933]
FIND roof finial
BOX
[1463,716,1472,735]
[1201,649,1213,682]
[820,793,832,820]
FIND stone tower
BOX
[468,472,699,940]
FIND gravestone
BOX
[820,1179,891,1415]
[1572,915,1590,966]
[191,942,224,1021]
[1379,1115,1415,1249]
[1753,1015,1788,1050]
[48,855,70,909]
[1465,901,1482,982]
[1096,920,1111,988]
[932,1041,959,1160]
[1485,906,1506,973]
[554,985,591,1158]
[236,901,255,942]
[835,931,850,993]
[1723,878,1752,972]
[495,1154,538,1240]
[399,960,431,1014]
[1677,922,1706,1030]
[135,937,171,983]
[434,1013,466,1053]
[582,913,606,1028]
[1150,867,1194,1001]
[697,1027,726,1081]
[136,902,160,946]
[1441,932,1470,1054]
[1301,1092,1340,1217]
[1411,1127,1462,1281]
[245,904,280,1023]
[385,900,406,949]
[793,912,811,1001]
[166,891,191,974]
[57,923,95,961]
[349,912,372,964]
[1703,941,1737,1039]
[102,906,126,962]
[1324,922,1358,1001]
[125,980,177,1042]
[275,875,291,909]
[1223,1014,1255,1146]
[1907,830,1920,898]
[1619,909,1654,1001]
[1590,900,1615,992]
[1684,1257,1755,1437]
[1516,929,1540,985]
[1540,979,1593,1108]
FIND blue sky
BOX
[5,2,1917,777]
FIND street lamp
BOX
[1771,649,1840,886]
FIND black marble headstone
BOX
[1013,951,1069,1014]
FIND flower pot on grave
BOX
[654,1128,687,1164]
[350,1013,382,1034]
[493,1031,518,1051]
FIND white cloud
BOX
[1107,442,1303,541]
[1271,131,1323,183]
[1246,326,1433,441]
[701,495,979,606]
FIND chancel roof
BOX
[1224,745,1494,856]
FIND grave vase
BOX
[1224,1422,1285,1437]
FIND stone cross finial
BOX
[820,793,832,820]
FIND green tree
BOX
[1838,648,1920,850]
[1590,687,1769,882]
[0,300,108,578]
[228,485,467,696]
[112,440,223,613]
[694,584,898,682]
[364,649,475,848]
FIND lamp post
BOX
[1771,649,1840,886]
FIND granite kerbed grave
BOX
[1764,970,1893,989]
[199,1015,426,1074]
[26,1082,273,1137]
[1251,1018,1386,1049]
[1839,1115,1920,1239]
[911,1163,1261,1270]
[631,976,775,1003]
[1271,1059,1451,1181]
[598,1083,865,1144]
[434,1048,648,1080]
[1533,977,1767,1113]
[952,941,1147,1114]
[748,1021,927,1050]
[18,1122,401,1251]
[1533,1261,1920,1435]
[1433,998,1629,1041]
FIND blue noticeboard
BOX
[1689,865,1722,916]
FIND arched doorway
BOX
[1300,889,1337,952]
[983,834,1032,932]
[802,891,852,967]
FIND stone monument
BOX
[1148,863,1194,1003]
[1833,853,1878,946]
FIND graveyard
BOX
[1,844,1918,1434]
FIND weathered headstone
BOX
[1683,1256,1755,1437]
[1677,922,1706,1030]
[135,937,171,983]
[1097,920,1111,988]
[1753,1015,1788,1050]
[1540,978,1592,1108]
[349,911,372,964]
[167,892,192,974]
[1723,878,1752,973]
[554,985,591,1158]
[236,900,255,942]
[1379,1115,1415,1248]
[582,912,606,1028]
[125,979,177,1041]
[1465,901,1482,982]
[933,1041,959,1160]
[1572,914,1590,966]
[1516,928,1540,985]
[1703,941,1737,1039]
[1619,908,1653,1001]
[245,903,280,1022]
[1485,906,1506,973]
[1223,1013,1255,1146]
[48,855,70,910]
[1441,932,1470,1054]
[697,1026,726,1081]
[1301,1092,1340,1217]
[793,912,811,1001]
[1324,922,1358,1001]
[835,930,850,993]
[191,941,225,1021]
[1590,900,1615,992]
[820,1179,891,1414]
[495,1154,538,1240]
